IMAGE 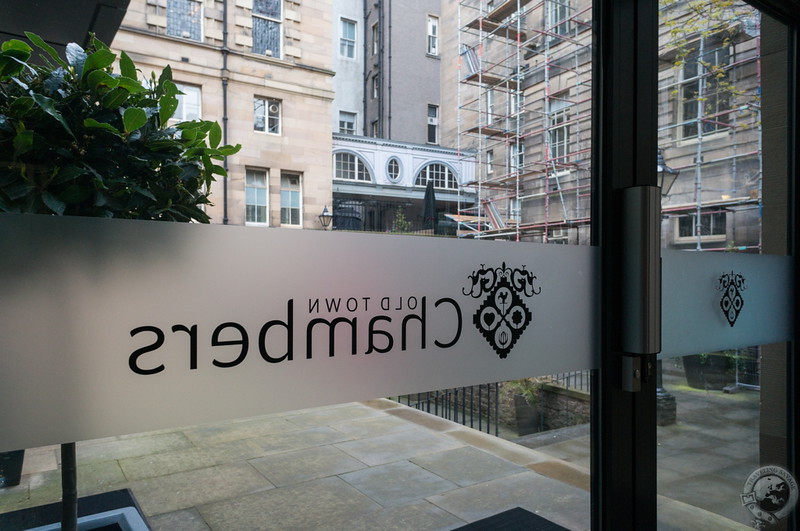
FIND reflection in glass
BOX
[166,0,202,41]
[658,349,760,524]
[659,0,761,253]
[658,2,790,527]
[252,0,282,57]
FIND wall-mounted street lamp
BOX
[657,148,680,197]
[655,147,678,425]
[319,206,333,228]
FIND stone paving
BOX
[0,378,763,530]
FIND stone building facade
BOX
[362,0,445,145]
[113,0,335,228]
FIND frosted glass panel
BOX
[661,250,793,359]
[0,214,597,451]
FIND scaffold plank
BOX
[465,125,520,138]
[465,18,527,42]
[484,0,533,23]
[463,71,520,90]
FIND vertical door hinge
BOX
[621,354,642,392]
[621,354,656,392]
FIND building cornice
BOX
[333,180,475,202]
[333,134,477,158]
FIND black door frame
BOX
[591,0,800,528]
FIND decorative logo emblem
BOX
[462,263,540,359]
[741,466,798,529]
[718,272,746,327]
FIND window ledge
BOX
[674,235,727,244]
[674,129,732,147]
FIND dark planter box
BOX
[0,450,25,488]
[0,489,150,531]
[513,394,542,436]
[683,354,730,390]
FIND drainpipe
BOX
[378,0,383,136]
[363,0,368,135]
[222,0,230,224]
[387,0,392,138]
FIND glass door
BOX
[656,2,795,528]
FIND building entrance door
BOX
[650,1,797,528]
[595,0,798,529]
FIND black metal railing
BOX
[735,346,760,389]
[544,370,592,393]
[395,383,500,436]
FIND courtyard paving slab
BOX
[0,386,765,530]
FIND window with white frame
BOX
[509,142,524,171]
[340,18,356,59]
[486,88,495,120]
[372,75,379,99]
[510,197,521,222]
[387,158,401,182]
[372,23,379,55]
[280,173,301,226]
[245,169,269,224]
[167,0,202,41]
[511,91,524,116]
[253,0,282,58]
[548,227,569,244]
[371,120,380,137]
[549,93,570,162]
[415,163,457,190]
[675,210,727,243]
[427,105,439,144]
[334,153,371,181]
[486,149,494,176]
[254,97,281,134]
[679,39,731,139]
[427,15,439,55]
[546,0,572,37]
[338,111,356,134]
[173,83,202,122]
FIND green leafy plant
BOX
[0,32,240,531]
[696,350,743,372]
[505,378,543,407]
[659,0,759,126]
[392,205,413,233]
[0,32,240,222]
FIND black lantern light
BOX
[319,205,333,228]
[657,148,680,197]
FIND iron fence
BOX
[735,346,760,389]
[394,383,500,436]
[544,370,592,393]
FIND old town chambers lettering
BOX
[127,263,540,374]
[128,296,463,375]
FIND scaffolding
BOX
[456,0,593,242]
[657,3,762,252]
[455,0,761,250]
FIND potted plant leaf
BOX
[505,378,543,436]
[0,32,240,530]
